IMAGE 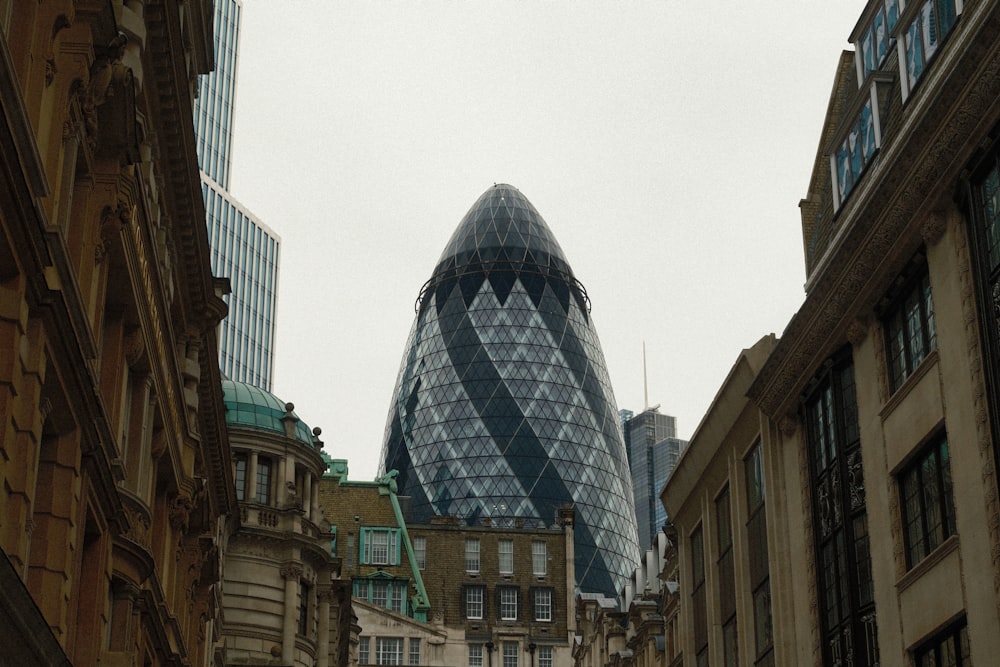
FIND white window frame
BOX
[532,541,547,576]
[376,637,404,666]
[468,644,484,667]
[500,586,519,621]
[466,586,484,620]
[409,638,420,666]
[465,538,480,573]
[503,641,519,667]
[359,636,370,665]
[538,646,553,667]
[499,539,514,574]
[534,588,552,622]
[413,535,426,570]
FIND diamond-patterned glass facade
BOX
[380,184,639,594]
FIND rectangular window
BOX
[376,637,404,666]
[856,0,899,82]
[831,87,881,210]
[413,536,426,570]
[372,580,388,609]
[465,538,480,573]
[804,353,879,667]
[901,0,961,98]
[297,582,310,636]
[690,525,707,661]
[532,540,547,576]
[359,637,370,665]
[883,258,937,392]
[723,616,738,667]
[468,644,484,667]
[901,434,955,567]
[255,458,271,504]
[391,584,404,614]
[499,586,519,621]
[409,638,420,666]
[537,646,553,667]
[503,641,519,667]
[717,485,736,661]
[499,539,514,574]
[915,619,971,667]
[745,442,773,666]
[533,587,553,622]
[465,585,485,620]
[234,455,247,501]
[362,528,399,566]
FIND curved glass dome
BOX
[222,379,316,447]
[380,184,639,595]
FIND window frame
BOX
[914,618,971,667]
[463,584,486,620]
[255,456,271,504]
[531,540,547,576]
[465,538,481,573]
[898,0,963,101]
[498,538,514,575]
[361,528,401,566]
[899,432,955,568]
[413,535,426,570]
[375,637,404,666]
[881,254,937,393]
[532,586,553,622]
[498,585,519,621]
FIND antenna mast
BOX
[643,341,648,411]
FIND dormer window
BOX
[856,0,900,84]
[830,82,885,211]
[899,0,962,100]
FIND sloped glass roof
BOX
[221,379,316,447]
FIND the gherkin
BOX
[380,184,639,595]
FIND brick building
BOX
[319,464,577,666]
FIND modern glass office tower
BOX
[621,408,687,547]
[380,184,639,595]
[194,0,279,390]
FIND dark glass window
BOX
[902,0,961,96]
[901,434,955,567]
[691,526,707,660]
[915,619,971,667]
[298,582,310,636]
[883,257,937,392]
[745,443,772,666]
[255,457,271,504]
[716,485,736,665]
[234,454,247,501]
[803,352,879,667]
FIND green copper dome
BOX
[221,380,317,447]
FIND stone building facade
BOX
[0,1,235,664]
[219,381,353,667]
[660,1,1000,666]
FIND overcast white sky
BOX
[229,1,867,481]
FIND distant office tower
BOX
[194,0,279,390]
[621,408,687,547]
[380,184,639,595]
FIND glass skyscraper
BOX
[621,408,686,547]
[380,184,639,595]
[194,0,279,390]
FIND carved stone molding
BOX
[779,414,800,436]
[846,316,870,348]
[280,563,304,581]
[920,210,948,246]
[169,494,193,533]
